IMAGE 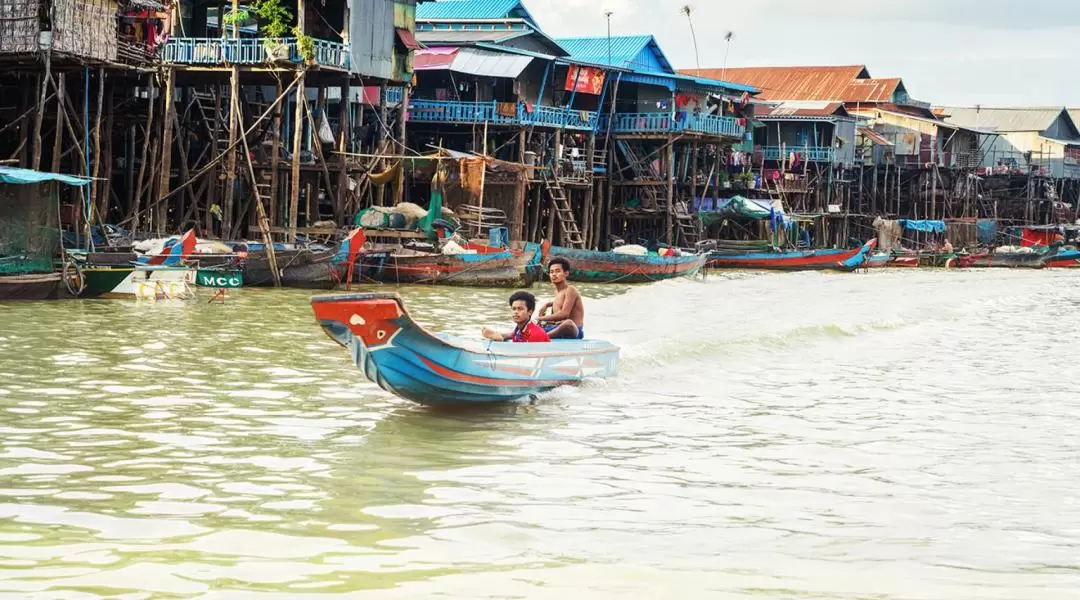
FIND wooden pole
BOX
[90,68,106,224]
[158,66,176,228]
[665,135,675,245]
[393,84,410,206]
[50,74,65,174]
[302,94,337,210]
[289,70,306,241]
[31,49,52,170]
[477,120,488,239]
[270,77,284,231]
[223,66,240,236]
[512,128,526,242]
[335,76,350,224]
[374,83,388,206]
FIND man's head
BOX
[508,290,537,325]
[547,257,571,285]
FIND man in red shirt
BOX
[482,291,552,343]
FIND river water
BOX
[0,269,1078,598]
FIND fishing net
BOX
[0,183,59,275]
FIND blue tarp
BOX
[900,219,946,233]
[0,166,91,186]
[977,220,997,244]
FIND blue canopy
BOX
[0,166,91,186]
[900,219,946,234]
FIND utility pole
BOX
[604,11,614,66]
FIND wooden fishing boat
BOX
[0,273,60,300]
[543,244,707,284]
[62,262,135,298]
[954,252,1050,269]
[709,239,877,271]
[311,292,620,405]
[243,247,341,288]
[367,242,542,287]
[865,251,891,268]
[1046,249,1080,268]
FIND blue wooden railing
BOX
[598,112,745,138]
[761,145,835,163]
[407,100,598,130]
[161,37,350,69]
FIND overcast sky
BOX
[524,0,1079,107]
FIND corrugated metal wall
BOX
[350,0,395,80]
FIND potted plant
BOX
[293,26,316,65]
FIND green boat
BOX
[62,262,134,299]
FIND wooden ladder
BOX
[542,168,584,248]
[673,199,700,246]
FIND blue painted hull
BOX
[312,292,620,406]
[544,245,707,284]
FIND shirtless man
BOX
[536,257,585,339]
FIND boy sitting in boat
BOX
[537,258,585,340]
[482,291,552,343]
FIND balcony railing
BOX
[761,145,835,163]
[161,37,350,69]
[407,100,598,130]
[598,112,745,138]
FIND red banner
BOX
[564,66,606,95]
[1065,146,1080,165]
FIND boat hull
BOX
[311,292,620,406]
[708,242,875,271]
[1047,250,1080,268]
[368,244,540,288]
[544,246,706,284]
[955,253,1049,269]
[244,249,340,288]
[0,273,60,300]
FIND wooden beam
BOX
[289,70,306,241]
[158,66,176,227]
[223,66,240,235]
[90,69,106,225]
[30,50,52,170]
[270,77,283,231]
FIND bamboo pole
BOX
[50,74,65,174]
[90,69,106,222]
[31,48,52,170]
[270,77,283,229]
[335,76,349,224]
[393,84,410,205]
[223,66,240,236]
[289,70,306,241]
[665,135,675,244]
[158,67,176,227]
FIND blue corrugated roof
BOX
[556,35,671,73]
[557,35,757,94]
[416,0,537,25]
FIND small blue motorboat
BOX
[312,292,621,405]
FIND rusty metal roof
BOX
[858,127,893,146]
[845,78,902,103]
[679,65,870,101]
[753,101,851,119]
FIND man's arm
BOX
[538,301,554,316]
[482,326,510,341]
[537,288,580,322]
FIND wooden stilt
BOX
[270,77,283,232]
[393,84,410,205]
[665,135,675,244]
[131,75,156,232]
[335,76,350,224]
[289,70,305,241]
[31,51,52,170]
[223,66,240,236]
[90,68,106,224]
[158,66,176,228]
[50,74,65,174]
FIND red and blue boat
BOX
[541,243,708,284]
[1047,249,1080,268]
[312,292,620,405]
[708,239,877,271]
[366,242,542,287]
